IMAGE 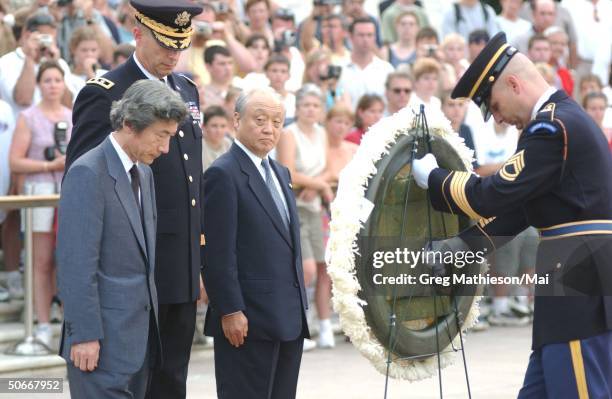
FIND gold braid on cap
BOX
[152,30,179,49]
[135,11,193,38]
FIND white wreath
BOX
[326,105,483,381]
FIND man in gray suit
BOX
[57,80,188,399]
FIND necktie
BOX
[129,165,143,221]
[261,158,290,231]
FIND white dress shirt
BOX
[338,56,394,109]
[133,53,168,85]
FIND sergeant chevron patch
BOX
[499,150,525,182]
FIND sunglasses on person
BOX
[392,88,411,94]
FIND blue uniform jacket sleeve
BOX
[428,121,564,221]
[458,208,530,254]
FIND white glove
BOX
[411,153,439,189]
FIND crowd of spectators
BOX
[0,0,611,347]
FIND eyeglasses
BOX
[392,88,411,94]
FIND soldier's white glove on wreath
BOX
[411,153,439,189]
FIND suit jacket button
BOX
[293,282,299,288]
[145,304,150,311]
[179,130,184,138]
[183,153,189,161]
[188,175,193,183]
[191,199,196,207]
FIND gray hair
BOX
[110,80,188,132]
[295,83,324,108]
[234,86,283,117]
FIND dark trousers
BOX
[214,335,304,399]
[518,330,612,398]
[145,301,196,399]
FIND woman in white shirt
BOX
[277,84,335,349]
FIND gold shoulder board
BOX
[86,77,115,90]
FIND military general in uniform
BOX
[64,1,205,397]
[412,32,612,398]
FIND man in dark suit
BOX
[203,87,310,399]
[64,1,205,397]
[57,80,187,398]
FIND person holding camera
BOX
[297,0,337,54]
[0,10,72,120]
[302,49,351,112]
[8,60,72,349]
[174,3,257,86]
[271,14,304,93]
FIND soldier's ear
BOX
[505,75,521,95]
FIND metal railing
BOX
[0,194,60,356]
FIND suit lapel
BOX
[103,139,148,260]
[232,145,293,248]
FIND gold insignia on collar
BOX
[538,103,556,120]
[540,103,554,113]
[175,11,191,27]
[499,150,525,182]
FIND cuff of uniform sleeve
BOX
[428,168,453,212]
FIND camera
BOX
[194,21,213,37]
[213,2,229,14]
[38,34,53,49]
[44,121,68,161]
[319,65,342,81]
[424,44,438,58]
[273,30,296,52]
[56,0,73,6]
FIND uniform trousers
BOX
[518,330,612,399]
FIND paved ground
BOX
[2,325,531,399]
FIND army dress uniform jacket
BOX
[427,90,612,349]
[65,56,203,304]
